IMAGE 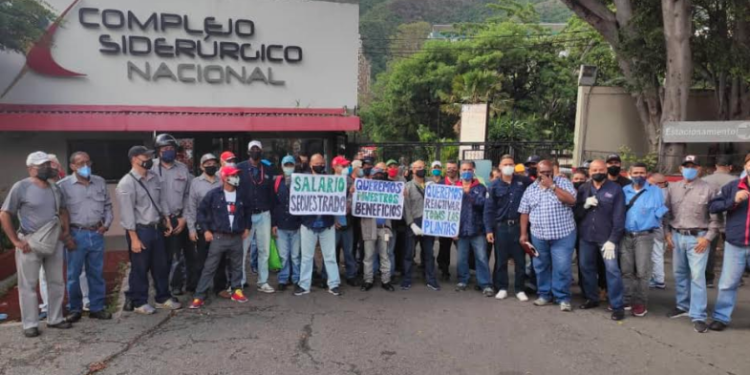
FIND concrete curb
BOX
[113,263,130,321]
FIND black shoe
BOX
[709,320,727,331]
[381,283,395,292]
[579,300,600,310]
[427,283,441,291]
[171,289,184,296]
[294,285,310,296]
[123,298,134,312]
[23,327,40,338]
[66,312,82,323]
[48,321,73,329]
[667,307,689,319]
[441,272,450,281]
[346,278,360,287]
[328,287,342,296]
[278,283,288,291]
[318,280,328,289]
[611,310,625,321]
[243,283,250,288]
[694,321,709,333]
[89,310,113,320]
[360,282,374,291]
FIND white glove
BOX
[410,223,424,236]
[601,241,616,260]
[584,196,599,209]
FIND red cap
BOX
[220,151,236,162]
[332,155,350,167]
[220,165,240,179]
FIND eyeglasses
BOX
[72,161,93,168]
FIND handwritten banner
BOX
[352,178,404,219]
[422,183,463,238]
[289,173,347,216]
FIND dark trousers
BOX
[195,231,230,294]
[403,217,437,286]
[165,216,197,292]
[126,227,171,307]
[394,226,406,274]
[493,223,525,292]
[438,237,454,274]
[195,233,244,300]
[706,234,723,283]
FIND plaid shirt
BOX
[518,176,577,240]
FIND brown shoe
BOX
[218,290,231,299]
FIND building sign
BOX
[663,121,750,143]
[351,178,404,220]
[289,174,347,216]
[422,184,462,238]
[0,0,358,109]
[459,104,488,160]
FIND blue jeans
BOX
[403,217,438,287]
[336,225,357,280]
[299,226,339,291]
[67,229,106,313]
[243,211,271,285]
[276,229,301,285]
[579,239,625,310]
[713,242,750,324]
[126,227,171,307]
[531,231,576,303]
[457,235,491,288]
[672,231,709,321]
[373,230,396,276]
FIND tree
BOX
[0,0,53,53]
[389,22,433,59]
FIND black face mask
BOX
[374,173,387,180]
[415,170,426,178]
[573,182,584,190]
[526,167,537,178]
[312,165,326,174]
[36,166,54,180]
[592,173,607,182]
[363,167,372,176]
[140,159,154,170]
[249,150,263,161]
[607,165,621,176]
[204,166,218,176]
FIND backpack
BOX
[274,175,283,194]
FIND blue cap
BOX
[281,155,296,165]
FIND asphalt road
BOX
[1,261,749,375]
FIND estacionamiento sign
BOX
[663,121,750,143]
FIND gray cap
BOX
[200,153,218,165]
[128,146,153,159]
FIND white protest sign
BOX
[352,178,404,220]
[289,173,347,216]
[422,183,463,238]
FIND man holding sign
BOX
[293,154,346,297]
[402,160,440,291]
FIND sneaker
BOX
[400,283,411,291]
[189,299,204,309]
[294,285,310,296]
[381,283,395,292]
[495,290,508,300]
[455,283,467,292]
[579,300,600,310]
[156,298,182,310]
[257,283,275,294]
[134,304,156,315]
[709,320,727,331]
[218,290,232,299]
[667,307,689,319]
[66,312,82,323]
[48,320,73,329]
[83,303,90,312]
[482,287,494,297]
[624,304,632,311]
[231,289,249,303]
[38,311,48,320]
[516,292,529,302]
[328,287,342,296]
[611,310,625,321]
[694,320,709,333]
[277,283,288,292]
[649,282,666,290]
[427,283,441,291]
[632,304,648,317]
[23,327,40,338]
[361,282,374,291]
[534,298,551,306]
[560,302,572,312]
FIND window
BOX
[68,140,140,182]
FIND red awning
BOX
[0,104,360,132]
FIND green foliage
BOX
[389,21,433,58]
[0,0,53,53]
[619,146,658,171]
[563,17,621,86]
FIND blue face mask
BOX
[461,171,474,181]
[682,167,698,181]
[357,168,364,178]
[432,169,441,177]
[632,176,646,186]
[77,165,91,179]
[161,149,176,163]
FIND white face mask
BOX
[501,165,515,176]
[283,167,295,176]
[227,176,240,187]
[225,162,236,168]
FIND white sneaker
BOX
[156,298,182,310]
[134,304,156,315]
[560,302,572,312]
[495,290,508,300]
[257,283,276,294]
[516,292,529,302]
[533,298,550,306]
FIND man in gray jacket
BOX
[402,160,440,291]
[360,166,396,291]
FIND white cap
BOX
[431,161,442,168]
[26,151,51,167]
[247,140,263,150]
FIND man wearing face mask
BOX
[438,161,459,280]
[360,165,396,292]
[572,171,587,190]
[484,155,532,301]
[329,156,358,286]
[578,160,592,178]
[1,152,74,337]
[605,154,631,187]
[402,160,440,291]
[117,146,179,315]
[620,163,668,318]
[702,156,738,288]
[152,134,194,297]
[237,140,276,294]
[663,155,719,333]
[387,159,407,277]
[524,155,541,181]
[272,156,303,291]
[186,154,228,298]
[220,151,237,168]
[429,161,444,184]
[362,157,375,179]
[57,151,114,322]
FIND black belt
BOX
[498,219,519,226]
[626,229,654,237]
[136,223,160,230]
[673,228,706,236]
[71,224,100,231]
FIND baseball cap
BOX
[220,165,240,177]
[281,155,296,165]
[351,160,363,169]
[363,157,375,166]
[580,159,592,169]
[332,156,350,167]
[524,155,541,166]
[200,153,218,165]
[127,146,153,160]
[386,159,398,166]
[220,151,236,162]
[371,167,385,175]
[606,154,621,163]
[681,155,699,166]
[247,140,263,150]
[26,151,51,167]
[716,155,732,166]
[431,161,442,168]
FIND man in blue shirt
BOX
[484,155,531,301]
[620,163,668,318]
[575,160,627,320]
